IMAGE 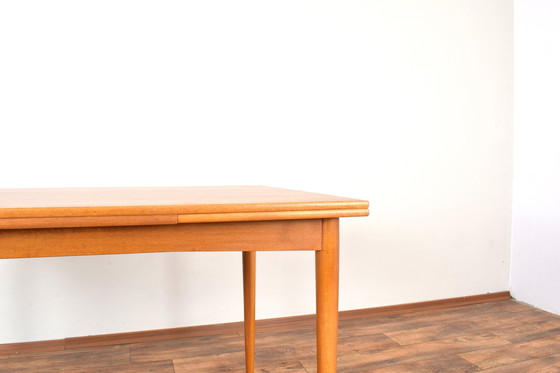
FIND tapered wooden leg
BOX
[243,251,256,373]
[316,218,339,373]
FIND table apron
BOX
[0,219,323,259]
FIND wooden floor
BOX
[2,300,560,372]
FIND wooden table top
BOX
[0,186,369,229]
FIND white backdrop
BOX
[0,0,513,343]
[511,0,560,315]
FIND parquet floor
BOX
[2,300,560,372]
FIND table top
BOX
[0,186,368,229]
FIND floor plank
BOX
[479,352,560,373]
[460,338,560,370]
[492,318,560,343]
[59,360,175,373]
[384,310,550,346]
[172,352,246,373]
[0,346,130,373]
[364,355,480,373]
[130,333,243,363]
[332,333,510,372]
[2,300,560,372]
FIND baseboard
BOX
[0,291,511,355]
[338,291,512,320]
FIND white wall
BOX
[511,0,560,314]
[0,1,513,343]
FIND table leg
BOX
[316,218,339,373]
[243,251,256,373]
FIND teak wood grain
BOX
[316,219,339,372]
[243,251,257,373]
[0,214,177,230]
[0,186,369,373]
[0,186,368,220]
[0,220,322,259]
